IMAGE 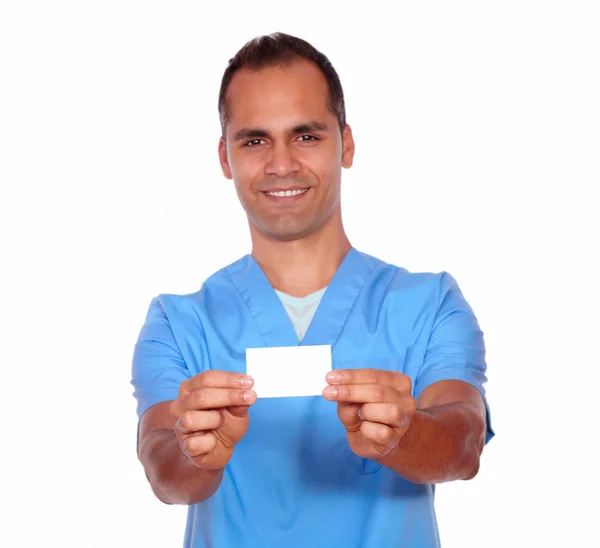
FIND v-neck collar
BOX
[226,247,379,350]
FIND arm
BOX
[377,271,493,483]
[138,371,257,506]
[132,298,225,505]
[325,273,493,483]
[138,401,223,505]
[376,379,487,484]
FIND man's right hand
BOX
[169,371,257,471]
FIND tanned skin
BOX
[138,58,487,505]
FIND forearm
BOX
[139,429,223,505]
[377,401,486,484]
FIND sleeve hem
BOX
[414,371,495,445]
[135,392,180,456]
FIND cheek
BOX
[316,159,341,195]
[302,154,331,182]
[310,143,342,186]
[230,155,262,188]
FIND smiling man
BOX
[132,33,494,548]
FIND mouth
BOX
[263,187,310,198]
[260,187,312,205]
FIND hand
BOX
[170,371,257,471]
[323,369,417,459]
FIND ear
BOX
[341,124,355,169]
[218,137,233,180]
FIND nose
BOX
[264,142,301,178]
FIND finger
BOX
[360,420,398,447]
[337,402,362,431]
[180,371,254,397]
[181,432,217,458]
[326,369,412,393]
[358,402,411,428]
[174,410,223,436]
[227,405,251,418]
[214,407,251,446]
[323,383,399,404]
[173,388,256,415]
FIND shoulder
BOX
[147,254,251,319]
[359,249,456,304]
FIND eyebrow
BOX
[232,121,330,142]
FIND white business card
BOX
[245,345,332,398]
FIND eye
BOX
[244,139,265,147]
[298,134,318,142]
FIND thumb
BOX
[215,406,251,446]
[337,402,362,431]
[227,405,250,418]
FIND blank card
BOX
[245,345,332,398]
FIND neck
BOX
[250,212,351,297]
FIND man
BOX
[131,32,494,548]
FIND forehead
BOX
[225,58,333,131]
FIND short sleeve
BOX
[413,273,495,444]
[131,297,192,422]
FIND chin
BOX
[267,228,311,242]
[258,220,315,242]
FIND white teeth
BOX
[266,188,308,197]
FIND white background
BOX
[1,1,598,546]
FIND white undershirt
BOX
[274,286,328,342]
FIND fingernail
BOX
[358,408,364,420]
[323,386,337,398]
[327,372,341,383]
[240,375,254,388]
[243,390,255,402]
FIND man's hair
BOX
[218,32,346,136]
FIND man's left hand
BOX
[323,369,417,459]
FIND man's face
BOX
[218,58,354,242]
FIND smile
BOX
[265,188,309,197]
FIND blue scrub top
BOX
[131,248,494,548]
